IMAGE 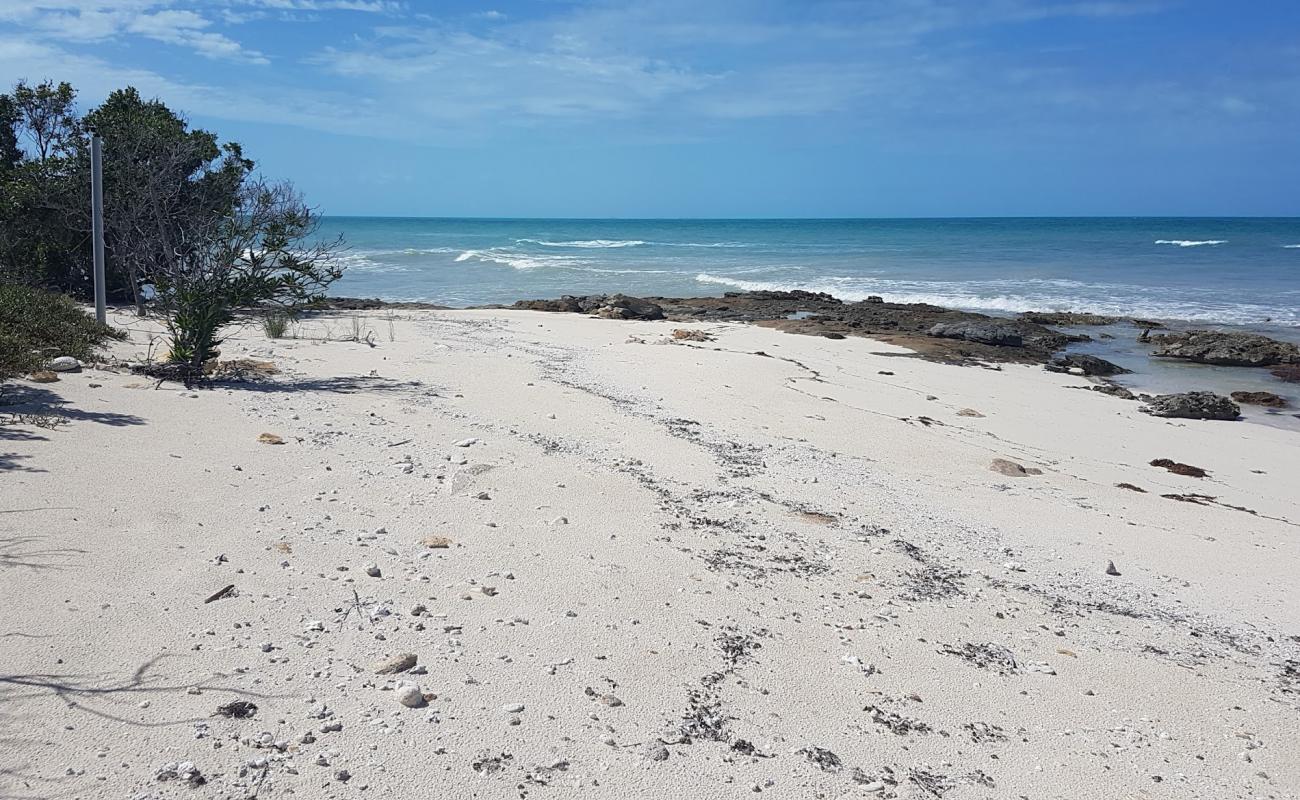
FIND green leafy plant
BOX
[0,282,125,380]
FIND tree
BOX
[79,88,254,311]
[149,178,343,376]
[10,80,79,163]
[0,83,85,290]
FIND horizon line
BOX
[318,214,1300,221]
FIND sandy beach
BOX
[2,308,1298,800]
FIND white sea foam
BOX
[692,273,1297,325]
[455,248,587,271]
[517,239,646,248]
[1154,239,1227,247]
[1284,244,1300,249]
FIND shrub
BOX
[262,312,291,339]
[0,282,125,380]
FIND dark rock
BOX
[1090,384,1137,400]
[865,295,884,304]
[1150,330,1300,367]
[1271,365,1300,383]
[1150,458,1209,478]
[320,296,449,310]
[1044,353,1130,376]
[1140,391,1240,421]
[1021,311,1123,326]
[1230,390,1288,408]
[216,700,258,718]
[512,294,664,320]
[928,321,1023,348]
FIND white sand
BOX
[2,309,1297,799]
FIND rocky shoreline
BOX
[322,290,1299,420]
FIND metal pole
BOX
[91,133,106,324]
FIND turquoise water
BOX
[325,217,1300,324]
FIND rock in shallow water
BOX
[1140,391,1240,420]
[1150,330,1300,367]
[1230,390,1288,408]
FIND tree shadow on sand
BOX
[0,654,284,730]
[0,534,86,572]
[0,384,145,473]
[209,373,430,395]
[0,384,146,428]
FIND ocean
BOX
[325,216,1300,325]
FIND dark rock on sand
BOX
[1044,353,1130,376]
[1150,458,1209,478]
[513,294,664,320]
[1021,311,1124,326]
[1149,330,1300,367]
[1140,391,1240,421]
[1230,391,1288,408]
[1089,384,1137,400]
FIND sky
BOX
[1,0,1298,218]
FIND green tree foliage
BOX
[0,79,344,381]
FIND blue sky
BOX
[1,0,1298,217]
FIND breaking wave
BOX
[692,273,1297,325]
[1154,239,1227,247]
[517,239,646,248]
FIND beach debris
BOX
[1150,458,1209,478]
[257,432,285,445]
[989,458,1042,477]
[373,653,418,675]
[1116,482,1147,493]
[797,746,843,772]
[822,331,846,339]
[203,584,237,604]
[956,408,985,417]
[501,702,525,714]
[671,328,713,342]
[28,370,59,383]
[394,682,426,707]
[422,535,452,548]
[49,356,81,372]
[877,370,895,375]
[1105,560,1121,576]
[453,437,478,447]
[1230,390,1288,408]
[363,562,381,577]
[1140,391,1240,420]
[939,642,1019,674]
[155,761,205,787]
[215,700,258,719]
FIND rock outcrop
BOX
[1044,353,1129,376]
[512,294,665,320]
[1140,391,1240,420]
[1230,391,1288,408]
[1149,330,1300,367]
